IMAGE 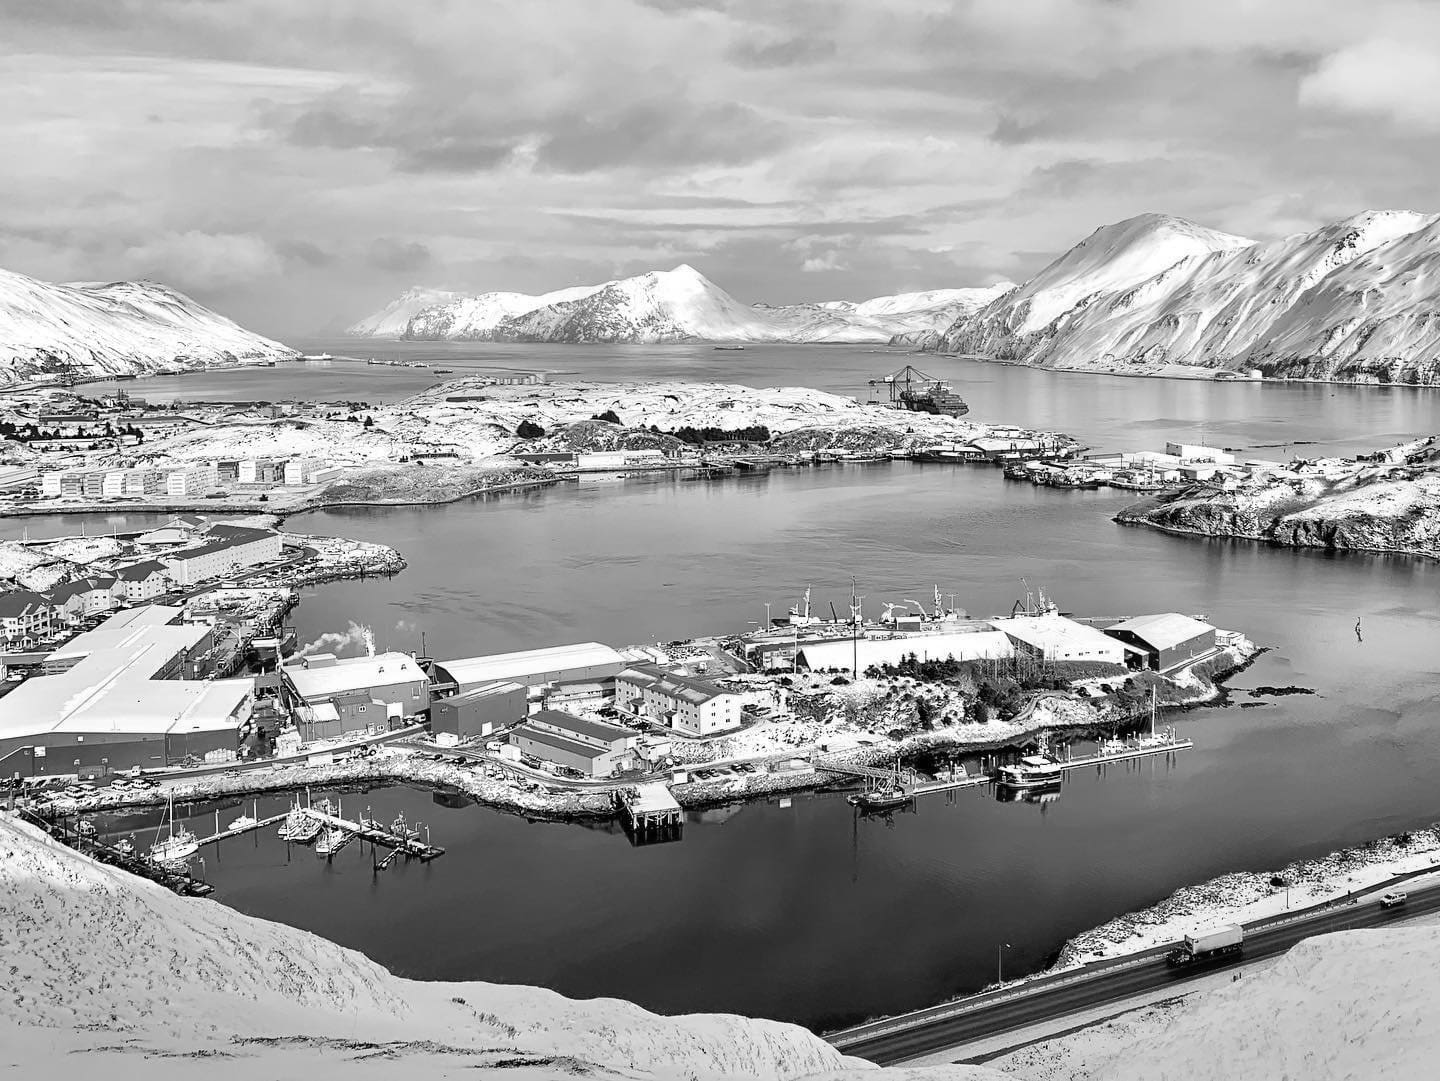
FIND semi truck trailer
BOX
[1166,923,1244,967]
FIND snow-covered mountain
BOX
[0,266,296,385]
[923,210,1440,382]
[349,266,1004,344]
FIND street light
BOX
[997,942,1011,985]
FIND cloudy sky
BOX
[2,0,1437,337]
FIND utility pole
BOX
[998,942,1011,985]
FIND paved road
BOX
[831,874,1440,1066]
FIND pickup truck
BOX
[1380,891,1407,908]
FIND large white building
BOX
[282,651,430,738]
[794,630,1015,673]
[989,614,1128,665]
[433,642,626,693]
[615,664,745,736]
[160,525,283,586]
[0,607,251,777]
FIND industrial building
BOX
[431,681,526,740]
[283,651,430,739]
[161,524,283,586]
[0,607,251,778]
[990,614,1128,666]
[510,709,638,778]
[433,642,626,694]
[615,663,746,736]
[1104,613,1218,672]
[793,630,1015,674]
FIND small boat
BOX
[149,793,199,865]
[113,837,135,857]
[996,754,1066,788]
[278,806,323,843]
[314,827,351,856]
[228,814,258,832]
[391,812,420,841]
[433,368,455,374]
[76,818,97,838]
[713,345,746,351]
[848,786,912,812]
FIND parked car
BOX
[1380,891,1407,908]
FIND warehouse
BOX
[282,651,430,736]
[0,612,252,778]
[510,708,638,778]
[615,664,745,736]
[1104,613,1218,673]
[431,681,526,740]
[990,614,1128,666]
[433,642,626,694]
[793,630,1014,674]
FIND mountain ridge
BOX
[0,265,297,385]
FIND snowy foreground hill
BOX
[5,812,1439,1081]
[349,265,1012,344]
[918,210,1440,382]
[0,266,296,385]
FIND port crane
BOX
[866,365,969,417]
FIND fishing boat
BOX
[314,827,351,856]
[278,804,323,843]
[713,345,746,351]
[76,818,97,838]
[847,757,912,812]
[433,368,455,374]
[228,814,258,832]
[391,812,420,841]
[149,794,199,865]
[113,837,135,857]
[360,807,385,831]
[996,754,1066,788]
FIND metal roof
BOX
[796,630,1014,670]
[1105,613,1215,651]
[444,680,525,704]
[617,663,734,704]
[284,652,426,701]
[437,642,625,687]
[991,615,1124,655]
[513,723,608,760]
[529,708,632,744]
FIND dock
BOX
[190,804,444,863]
[816,734,1194,803]
[616,783,683,845]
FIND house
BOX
[510,708,638,778]
[282,651,430,738]
[0,591,54,648]
[1104,614,1218,673]
[614,663,745,736]
[114,560,172,603]
[47,576,119,624]
[160,525,283,586]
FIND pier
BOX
[816,734,1194,802]
[190,805,445,863]
[616,784,683,845]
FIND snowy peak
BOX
[350,266,1005,344]
[931,208,1440,382]
[0,265,295,385]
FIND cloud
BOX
[727,34,836,69]
[122,231,282,291]
[367,237,432,273]
[1299,38,1440,129]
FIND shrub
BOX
[591,409,621,424]
[516,419,546,439]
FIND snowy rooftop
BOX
[1106,612,1215,650]
[797,630,1014,670]
[436,642,625,687]
[990,613,1124,656]
[283,652,426,701]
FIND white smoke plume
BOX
[297,621,372,658]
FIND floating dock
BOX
[817,735,1194,803]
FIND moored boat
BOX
[848,786,912,812]
[228,814,258,832]
[314,827,351,856]
[149,793,199,865]
[996,754,1066,788]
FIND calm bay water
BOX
[18,349,1440,1029]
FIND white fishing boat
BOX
[76,818,97,838]
[391,812,420,841]
[228,814,258,832]
[996,754,1066,788]
[277,803,323,843]
[149,794,199,866]
[113,837,135,857]
[314,827,351,856]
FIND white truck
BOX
[1167,923,1244,967]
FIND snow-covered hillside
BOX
[0,266,297,385]
[349,266,1000,344]
[0,813,997,1081]
[927,210,1440,382]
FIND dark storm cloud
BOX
[367,237,432,273]
[534,101,792,173]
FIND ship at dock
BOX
[867,364,969,417]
